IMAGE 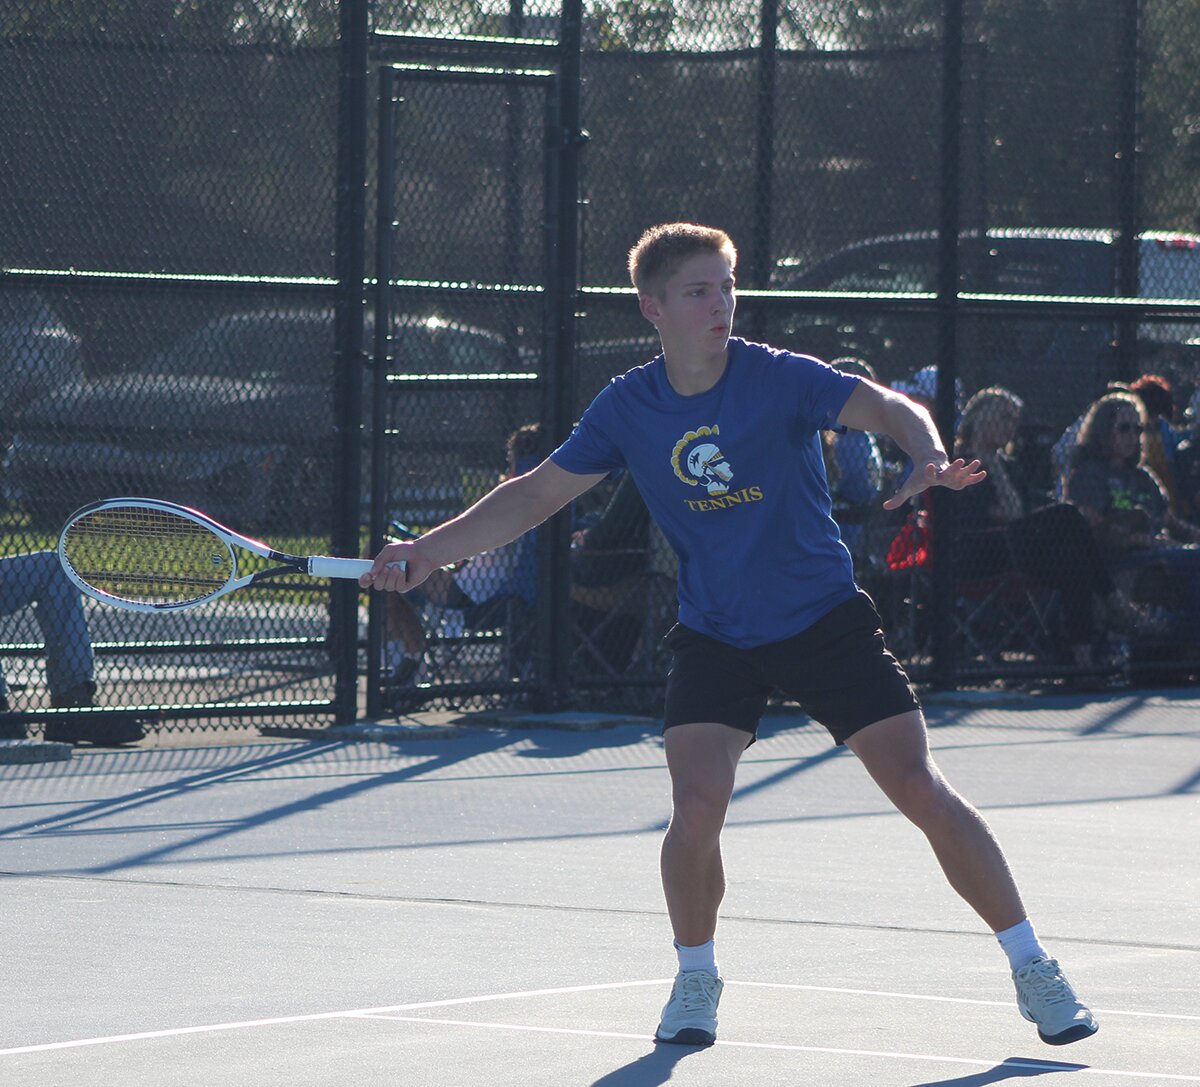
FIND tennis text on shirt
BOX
[671,425,766,511]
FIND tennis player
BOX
[362,222,1098,1048]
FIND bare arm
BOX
[360,458,607,593]
[837,379,985,510]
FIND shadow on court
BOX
[590,1043,704,1086]
[909,1058,1088,1086]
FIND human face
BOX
[639,250,736,361]
[976,401,1021,451]
[1110,408,1144,462]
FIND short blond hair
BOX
[627,222,737,297]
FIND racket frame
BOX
[58,497,375,612]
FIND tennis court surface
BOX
[2,688,1198,1086]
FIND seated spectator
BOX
[1129,374,1183,511]
[384,439,655,695]
[569,473,654,675]
[894,364,964,423]
[1,551,145,744]
[1172,388,1200,520]
[826,358,885,561]
[1065,391,1200,642]
[954,387,1158,671]
[890,364,964,490]
[383,424,542,690]
[1050,381,1129,500]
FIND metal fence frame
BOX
[6,0,1200,736]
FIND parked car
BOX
[770,228,1200,431]
[9,309,520,531]
[0,289,84,510]
[0,289,83,431]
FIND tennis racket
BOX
[58,497,386,612]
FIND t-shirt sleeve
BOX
[549,384,626,478]
[787,354,860,432]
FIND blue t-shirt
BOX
[550,338,861,648]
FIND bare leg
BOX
[845,710,1026,932]
[660,722,751,947]
[385,593,427,656]
[384,566,470,656]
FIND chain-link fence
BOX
[4,1,1200,742]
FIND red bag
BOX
[886,508,933,571]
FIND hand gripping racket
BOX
[58,497,386,612]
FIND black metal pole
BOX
[504,0,526,352]
[752,0,778,296]
[1114,0,1142,382]
[540,0,585,711]
[931,0,964,690]
[331,0,370,725]
[365,67,397,720]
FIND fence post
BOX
[751,0,778,294]
[538,0,585,711]
[1114,0,1142,382]
[331,0,371,725]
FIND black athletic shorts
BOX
[662,590,920,746]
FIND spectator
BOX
[953,388,1160,672]
[0,551,145,744]
[1171,388,1200,520]
[1128,374,1182,511]
[890,366,963,501]
[569,472,654,675]
[894,364,964,419]
[827,358,885,562]
[383,424,542,691]
[1050,381,1129,500]
[1065,391,1200,641]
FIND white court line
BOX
[726,980,1200,1022]
[1,976,1195,1066]
[0,981,666,1057]
[358,1015,1200,1082]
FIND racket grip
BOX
[307,557,380,580]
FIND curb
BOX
[479,710,659,732]
[0,739,74,764]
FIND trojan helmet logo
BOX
[672,425,734,496]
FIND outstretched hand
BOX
[882,458,986,511]
[358,540,433,593]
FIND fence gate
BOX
[365,58,565,718]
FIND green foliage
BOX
[590,0,675,51]
[1141,0,1200,231]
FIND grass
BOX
[0,509,378,609]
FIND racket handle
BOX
[307,557,381,580]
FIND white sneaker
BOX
[655,970,723,1045]
[1013,957,1099,1045]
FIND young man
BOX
[361,222,1098,1048]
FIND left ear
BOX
[638,293,661,326]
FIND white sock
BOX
[674,939,719,978]
[996,919,1049,971]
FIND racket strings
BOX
[61,508,235,605]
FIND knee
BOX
[669,782,732,841]
[890,765,959,828]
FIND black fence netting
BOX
[4,1,1200,743]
